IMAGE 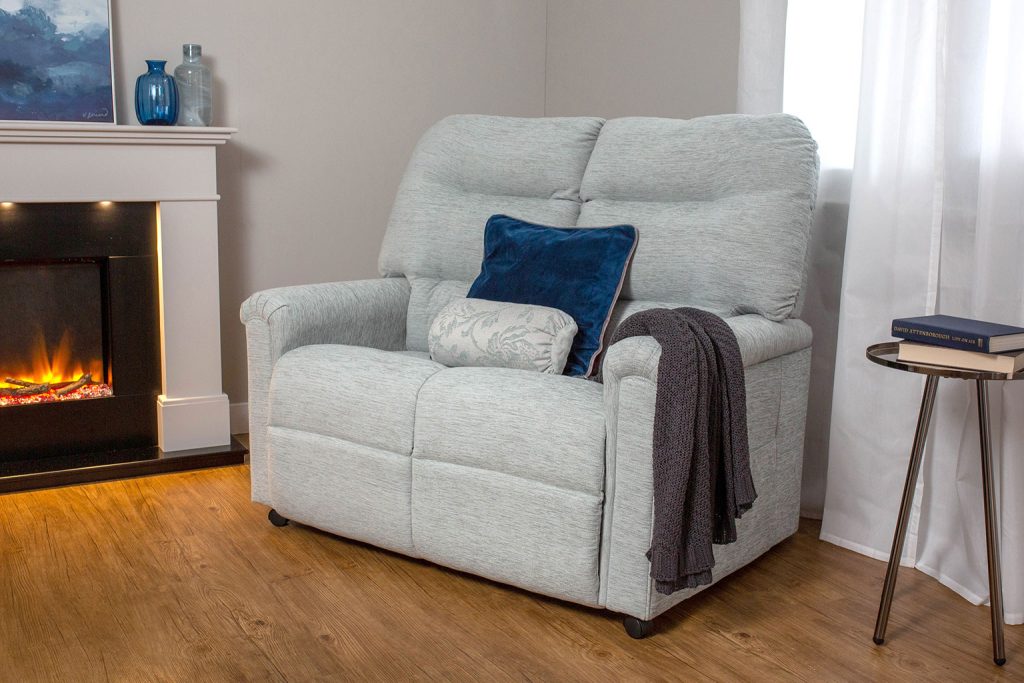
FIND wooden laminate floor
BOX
[0,464,1019,682]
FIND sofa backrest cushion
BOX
[577,114,818,321]
[382,113,818,351]
[406,278,470,352]
[379,115,605,283]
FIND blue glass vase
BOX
[135,60,178,125]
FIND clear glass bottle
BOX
[173,44,212,126]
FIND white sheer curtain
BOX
[738,0,864,518]
[774,0,1024,623]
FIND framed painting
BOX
[0,0,115,123]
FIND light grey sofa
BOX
[241,113,818,637]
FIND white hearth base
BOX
[0,123,236,452]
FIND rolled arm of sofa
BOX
[240,277,410,360]
[602,313,813,381]
[241,277,411,503]
[599,314,812,620]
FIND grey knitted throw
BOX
[607,307,756,595]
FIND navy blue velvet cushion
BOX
[467,214,638,377]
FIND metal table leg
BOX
[976,379,1007,666]
[873,375,939,645]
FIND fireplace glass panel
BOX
[0,260,111,406]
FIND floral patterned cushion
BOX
[427,298,578,374]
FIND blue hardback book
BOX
[891,314,1024,353]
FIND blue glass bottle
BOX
[135,60,179,125]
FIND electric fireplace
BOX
[0,203,162,473]
[0,123,244,494]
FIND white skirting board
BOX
[157,394,230,452]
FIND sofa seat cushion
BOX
[413,367,606,495]
[269,344,443,455]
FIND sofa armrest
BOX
[599,314,811,620]
[602,314,813,382]
[241,277,410,503]
[240,277,410,360]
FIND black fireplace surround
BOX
[0,203,246,492]
[0,203,160,461]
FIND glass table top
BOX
[866,342,1024,381]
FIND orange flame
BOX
[0,330,103,387]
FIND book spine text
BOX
[892,322,989,352]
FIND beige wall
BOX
[545,0,739,118]
[113,0,548,412]
[112,1,740,415]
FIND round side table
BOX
[866,341,1016,666]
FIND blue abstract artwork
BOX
[0,0,114,122]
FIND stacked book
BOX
[892,315,1024,378]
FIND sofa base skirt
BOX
[267,426,414,555]
[265,426,604,607]
[411,458,603,607]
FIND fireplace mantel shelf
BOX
[0,123,236,146]
[0,124,236,203]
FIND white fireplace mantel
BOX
[0,123,237,452]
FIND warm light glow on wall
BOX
[98,201,113,207]
[0,202,13,208]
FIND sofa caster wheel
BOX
[623,616,654,639]
[268,508,289,527]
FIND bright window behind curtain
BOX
[783,0,865,170]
